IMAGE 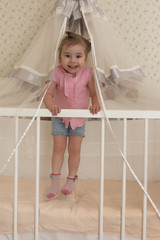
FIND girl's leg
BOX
[68,135,83,177]
[47,135,67,198]
[61,135,83,195]
[52,135,67,174]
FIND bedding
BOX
[0,176,159,239]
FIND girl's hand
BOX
[49,104,61,116]
[88,75,101,115]
[43,81,60,116]
[89,104,101,115]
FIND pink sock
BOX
[61,175,78,195]
[46,173,61,198]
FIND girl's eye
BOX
[65,54,70,58]
[76,55,81,58]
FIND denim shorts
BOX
[51,117,85,137]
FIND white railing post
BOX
[142,119,149,240]
[121,118,127,240]
[14,116,19,240]
[99,117,105,240]
[35,116,40,240]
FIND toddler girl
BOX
[44,32,101,198]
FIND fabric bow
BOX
[62,0,104,20]
[63,0,82,20]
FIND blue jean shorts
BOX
[51,117,85,137]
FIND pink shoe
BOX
[61,175,78,195]
[47,193,56,198]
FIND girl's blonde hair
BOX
[58,32,91,60]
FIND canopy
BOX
[1,0,160,110]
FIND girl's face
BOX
[60,44,87,77]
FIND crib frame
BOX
[0,107,160,240]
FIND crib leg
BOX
[35,116,40,240]
[99,118,105,240]
[142,119,149,240]
[14,116,19,240]
[121,118,127,240]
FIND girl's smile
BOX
[60,44,86,76]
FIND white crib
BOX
[0,108,160,240]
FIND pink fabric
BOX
[53,65,93,130]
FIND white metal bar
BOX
[14,116,19,240]
[1,108,160,119]
[99,118,105,240]
[35,117,40,240]
[142,119,149,240]
[121,118,127,240]
[0,108,102,118]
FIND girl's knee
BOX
[68,136,83,153]
[68,143,81,156]
[53,135,67,153]
[54,143,66,153]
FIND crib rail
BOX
[1,107,160,240]
[2,107,160,118]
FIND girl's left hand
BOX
[89,105,101,115]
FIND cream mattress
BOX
[0,176,159,239]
